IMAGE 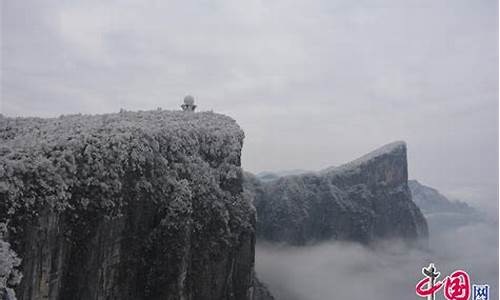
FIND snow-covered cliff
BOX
[0,110,255,300]
[245,142,428,245]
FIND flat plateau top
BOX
[0,110,243,149]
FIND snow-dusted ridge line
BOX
[324,141,406,175]
[254,141,408,180]
[248,139,428,245]
[0,109,243,148]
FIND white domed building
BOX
[181,95,196,112]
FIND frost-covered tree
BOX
[0,110,255,300]
[0,223,21,300]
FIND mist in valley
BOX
[256,201,498,300]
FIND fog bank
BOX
[256,220,498,300]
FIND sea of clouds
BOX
[256,212,498,300]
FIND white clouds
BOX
[256,221,498,300]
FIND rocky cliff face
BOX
[0,110,255,300]
[245,142,428,245]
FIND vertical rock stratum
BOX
[245,142,428,245]
[0,111,255,300]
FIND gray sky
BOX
[1,0,498,210]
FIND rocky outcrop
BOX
[251,276,275,300]
[0,223,21,300]
[0,110,255,300]
[245,141,428,245]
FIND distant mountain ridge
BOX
[408,180,476,215]
[252,165,477,220]
[408,180,480,236]
[245,141,428,245]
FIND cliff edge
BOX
[0,110,255,300]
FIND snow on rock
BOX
[323,141,407,178]
[341,141,406,167]
[0,110,255,300]
[0,223,21,300]
[245,141,428,246]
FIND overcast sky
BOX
[1,0,498,210]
